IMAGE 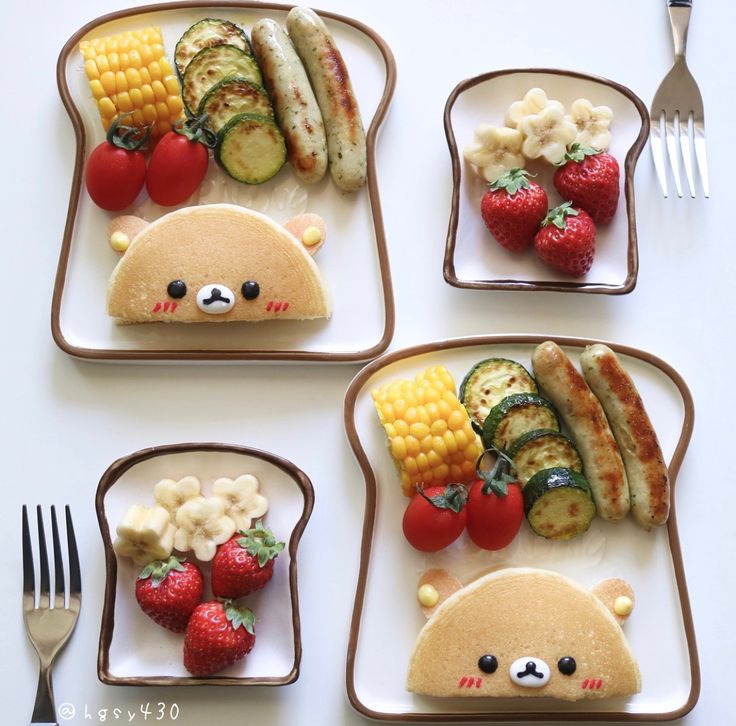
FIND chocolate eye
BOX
[557,657,576,675]
[242,280,260,300]
[478,655,498,674]
[167,280,187,299]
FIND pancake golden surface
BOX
[107,204,331,323]
[407,567,641,701]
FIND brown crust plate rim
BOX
[95,441,315,686]
[53,1,396,362]
[443,69,650,295]
[343,334,699,721]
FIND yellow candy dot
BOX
[614,596,633,616]
[417,584,439,608]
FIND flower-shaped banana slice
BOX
[518,105,577,163]
[505,87,564,129]
[113,504,176,566]
[154,475,201,521]
[174,496,236,561]
[566,98,614,150]
[211,474,269,531]
[464,125,525,183]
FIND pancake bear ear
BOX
[283,213,327,256]
[416,568,463,619]
[591,577,635,625]
[107,215,149,254]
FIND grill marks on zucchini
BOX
[200,77,273,133]
[217,114,287,184]
[182,45,263,116]
[482,393,559,451]
[508,429,583,486]
[524,468,596,540]
[175,18,253,77]
[460,358,537,431]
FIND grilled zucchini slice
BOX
[175,18,252,77]
[508,429,583,486]
[524,467,596,540]
[216,113,286,184]
[460,358,537,431]
[481,393,559,451]
[199,77,273,133]
[182,45,263,115]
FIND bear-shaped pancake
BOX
[107,204,331,323]
[407,567,640,701]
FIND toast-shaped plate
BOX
[444,70,649,294]
[96,442,314,685]
[344,335,698,720]
[55,2,395,362]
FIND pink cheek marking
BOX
[457,676,482,689]
[163,301,170,312]
[153,301,162,313]
[265,300,291,313]
[266,300,273,312]
[283,301,289,311]
[170,302,177,312]
[582,678,589,689]
[458,676,467,688]
[581,678,603,690]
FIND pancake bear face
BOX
[107,204,331,324]
[407,568,641,701]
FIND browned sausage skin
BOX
[531,341,630,521]
[581,344,670,529]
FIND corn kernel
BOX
[115,71,128,92]
[116,91,133,112]
[128,49,142,68]
[100,71,116,95]
[409,422,429,439]
[142,103,158,123]
[443,430,458,454]
[391,437,407,461]
[85,59,100,80]
[148,60,162,81]
[383,423,397,438]
[427,451,443,468]
[163,74,180,95]
[141,84,155,104]
[150,44,165,61]
[125,67,142,88]
[432,436,448,459]
[430,419,447,436]
[107,52,120,72]
[140,45,153,65]
[166,95,184,117]
[416,454,430,472]
[405,458,418,475]
[420,435,432,453]
[152,80,167,102]
[129,88,143,108]
[433,464,450,480]
[157,120,172,136]
[155,100,169,119]
[405,436,421,457]
[89,80,105,100]
[447,410,465,431]
[394,419,409,437]
[98,97,117,119]
[131,109,145,126]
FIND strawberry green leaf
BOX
[560,143,600,164]
[225,600,256,634]
[542,201,580,230]
[137,556,186,586]
[489,168,535,196]
[237,522,285,568]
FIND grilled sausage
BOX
[531,341,630,520]
[580,344,670,530]
[286,6,367,192]
[251,18,328,184]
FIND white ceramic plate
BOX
[55,3,395,361]
[344,335,698,721]
[444,70,649,294]
[96,443,313,685]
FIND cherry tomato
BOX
[146,116,215,206]
[466,452,524,550]
[402,484,468,552]
[85,115,149,211]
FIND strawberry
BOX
[480,168,548,252]
[135,556,204,633]
[211,521,285,598]
[553,145,620,224]
[183,600,256,676]
[534,202,596,277]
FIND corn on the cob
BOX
[372,365,483,496]
[79,27,184,138]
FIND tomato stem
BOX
[174,114,218,149]
[106,113,152,151]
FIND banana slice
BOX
[174,497,236,561]
[211,474,269,531]
[518,105,577,164]
[113,504,176,565]
[153,475,202,521]
[566,98,614,150]
[505,87,564,129]
[464,125,525,183]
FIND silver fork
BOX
[650,0,709,198]
[22,506,81,726]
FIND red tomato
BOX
[85,116,148,211]
[402,484,468,552]
[146,119,213,206]
[466,477,524,550]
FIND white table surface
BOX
[2,0,732,723]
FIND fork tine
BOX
[22,505,35,598]
[678,112,696,198]
[66,506,81,596]
[36,506,50,609]
[694,119,710,198]
[650,112,669,197]
[665,114,684,198]
[51,506,65,608]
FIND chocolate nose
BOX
[196,284,235,314]
[509,656,550,688]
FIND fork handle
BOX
[667,0,692,60]
[30,663,57,725]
